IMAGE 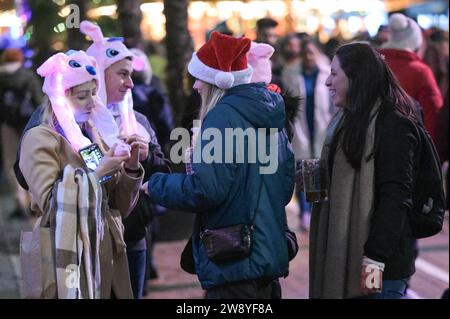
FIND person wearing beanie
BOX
[142,31,295,299]
[80,21,171,299]
[0,48,42,219]
[19,50,144,298]
[380,13,443,141]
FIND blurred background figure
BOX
[279,32,305,95]
[131,48,174,155]
[290,38,333,231]
[130,47,174,293]
[206,21,233,41]
[421,28,449,99]
[380,13,443,142]
[0,48,42,219]
[256,17,279,47]
[255,17,283,87]
[371,25,390,48]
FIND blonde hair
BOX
[41,95,57,130]
[198,82,225,121]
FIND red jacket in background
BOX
[380,48,443,141]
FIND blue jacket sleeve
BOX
[147,105,237,212]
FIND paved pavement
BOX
[0,177,448,299]
[144,200,449,299]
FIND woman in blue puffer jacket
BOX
[142,32,295,299]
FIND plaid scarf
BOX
[54,165,103,299]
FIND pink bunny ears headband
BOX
[37,50,130,155]
[37,50,99,151]
[80,20,144,75]
[37,49,98,95]
[80,21,150,142]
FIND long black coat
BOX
[364,106,421,280]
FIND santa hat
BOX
[247,42,274,84]
[188,31,253,89]
[37,50,129,155]
[80,21,149,142]
[382,13,423,52]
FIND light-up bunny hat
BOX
[36,49,128,154]
[80,20,149,142]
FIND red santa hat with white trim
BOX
[188,31,253,89]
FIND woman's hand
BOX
[96,143,130,179]
[124,142,140,170]
[360,265,383,296]
[120,134,149,162]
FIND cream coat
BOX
[291,64,333,160]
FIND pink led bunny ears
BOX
[80,20,149,142]
[37,50,131,156]
[37,50,98,151]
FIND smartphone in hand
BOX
[78,143,112,184]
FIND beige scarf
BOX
[309,103,379,299]
[54,165,103,299]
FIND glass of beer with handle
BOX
[301,158,328,203]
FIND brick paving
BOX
[144,200,449,299]
[0,179,447,299]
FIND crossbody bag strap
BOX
[199,168,265,234]
[249,173,265,227]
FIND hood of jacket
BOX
[219,82,285,131]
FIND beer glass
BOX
[301,159,328,203]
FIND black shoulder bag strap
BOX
[199,171,265,235]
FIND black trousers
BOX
[205,278,282,299]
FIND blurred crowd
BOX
[0,12,448,299]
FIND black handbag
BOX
[201,224,253,263]
[199,176,264,263]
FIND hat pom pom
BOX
[390,13,408,32]
[215,71,234,89]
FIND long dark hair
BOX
[333,42,417,169]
